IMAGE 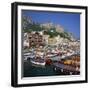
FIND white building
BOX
[23,33,29,48]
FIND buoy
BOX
[70,72,72,75]
[61,69,63,72]
[55,67,57,71]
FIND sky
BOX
[22,10,80,39]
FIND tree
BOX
[44,27,59,38]
[30,23,42,32]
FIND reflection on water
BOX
[23,61,66,77]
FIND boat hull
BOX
[30,60,46,66]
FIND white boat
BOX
[66,52,74,57]
[30,59,46,66]
[61,55,66,59]
[24,53,35,61]
[61,52,74,59]
[46,53,58,58]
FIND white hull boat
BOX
[30,59,46,66]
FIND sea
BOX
[23,61,67,77]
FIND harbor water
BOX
[23,61,67,77]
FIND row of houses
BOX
[23,31,80,49]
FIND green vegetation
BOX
[22,15,71,40]
[22,15,43,33]
[59,32,71,40]
[30,23,43,32]
[45,28,59,38]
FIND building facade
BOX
[28,32,45,48]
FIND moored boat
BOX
[30,60,46,66]
[30,57,46,66]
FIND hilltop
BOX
[22,15,75,41]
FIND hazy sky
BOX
[22,10,80,39]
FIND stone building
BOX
[55,24,64,33]
[28,32,45,48]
